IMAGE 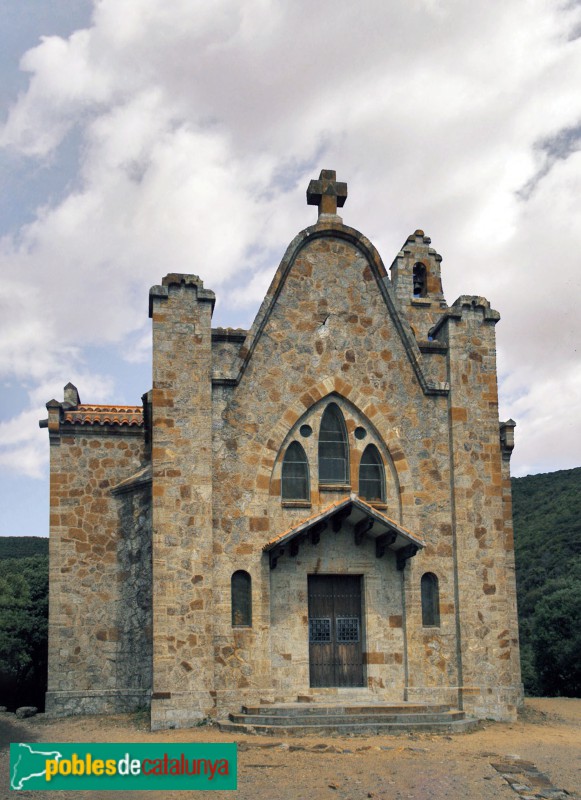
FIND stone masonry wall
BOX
[210,223,466,713]
[206,220,521,720]
[46,423,150,716]
[44,207,521,725]
[269,532,406,700]
[113,482,152,701]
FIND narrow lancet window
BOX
[359,444,386,502]
[231,570,252,627]
[319,403,349,484]
[421,572,440,627]
[281,441,310,500]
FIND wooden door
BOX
[308,574,364,687]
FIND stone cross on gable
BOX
[307,170,348,218]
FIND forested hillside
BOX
[512,466,581,696]
[0,536,48,559]
[0,547,48,710]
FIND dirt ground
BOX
[1,698,579,799]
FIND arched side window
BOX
[421,572,440,627]
[359,444,386,502]
[319,403,349,484]
[231,570,252,627]
[413,262,427,297]
[281,441,310,500]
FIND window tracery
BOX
[359,444,385,502]
[281,441,310,500]
[319,403,349,484]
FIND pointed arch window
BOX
[281,441,310,500]
[319,403,349,484]
[231,570,252,627]
[421,572,440,627]
[359,444,386,502]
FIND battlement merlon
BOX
[429,295,500,339]
[40,383,79,437]
[148,273,216,318]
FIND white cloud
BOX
[228,268,275,311]
[1,0,581,481]
[502,363,581,477]
[0,372,115,478]
[122,328,152,365]
[0,423,47,478]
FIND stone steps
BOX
[229,710,466,726]
[217,702,479,736]
[239,703,453,716]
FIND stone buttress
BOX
[148,274,215,729]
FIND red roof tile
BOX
[264,493,425,551]
[62,404,143,428]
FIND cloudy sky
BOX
[1,0,580,537]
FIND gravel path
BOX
[1,698,579,799]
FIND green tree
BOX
[530,577,581,697]
[512,467,581,696]
[0,554,48,710]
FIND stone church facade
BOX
[42,171,522,729]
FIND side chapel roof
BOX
[61,404,143,428]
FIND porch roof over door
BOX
[263,493,425,570]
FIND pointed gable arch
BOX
[230,223,446,397]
